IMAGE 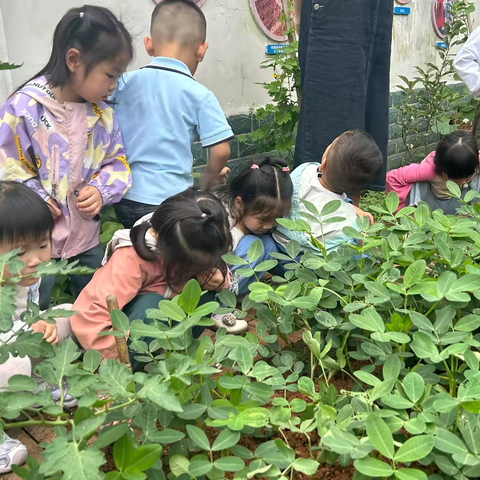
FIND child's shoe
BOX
[34,379,77,408]
[210,313,248,334]
[0,431,27,473]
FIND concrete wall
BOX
[1,0,480,112]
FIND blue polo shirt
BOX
[113,57,234,205]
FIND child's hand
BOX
[218,167,230,185]
[47,198,62,219]
[77,186,103,216]
[198,268,231,292]
[32,320,58,344]
[353,205,374,225]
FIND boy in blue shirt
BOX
[113,0,234,228]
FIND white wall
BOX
[1,0,480,113]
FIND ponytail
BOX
[130,222,157,262]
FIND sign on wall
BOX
[432,0,452,38]
[249,0,288,42]
[152,0,206,6]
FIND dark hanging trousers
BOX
[294,0,394,191]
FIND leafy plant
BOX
[5,183,480,478]
[396,0,476,165]
[250,5,300,164]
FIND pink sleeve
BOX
[386,152,437,210]
[70,248,144,359]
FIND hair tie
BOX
[79,12,84,18]
[201,213,207,218]
[251,164,259,170]
[282,166,290,172]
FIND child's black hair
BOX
[130,189,231,287]
[13,5,133,94]
[151,0,206,46]
[0,181,54,246]
[434,131,479,179]
[218,157,293,222]
[325,130,384,194]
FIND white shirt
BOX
[454,26,480,97]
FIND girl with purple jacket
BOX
[0,5,133,308]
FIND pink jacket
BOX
[0,77,132,259]
[71,246,174,360]
[386,153,439,210]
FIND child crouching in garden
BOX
[211,157,293,333]
[386,131,480,214]
[71,189,232,370]
[274,130,383,255]
[0,182,76,474]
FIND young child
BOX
[386,131,480,214]
[274,130,383,255]
[454,25,480,146]
[71,189,232,368]
[112,0,233,228]
[212,157,293,333]
[0,182,76,474]
[0,6,133,309]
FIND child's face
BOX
[0,235,51,287]
[70,53,130,104]
[445,173,476,188]
[241,212,277,235]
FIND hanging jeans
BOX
[294,0,393,191]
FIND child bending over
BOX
[386,131,480,214]
[0,182,76,474]
[212,157,293,333]
[71,189,232,370]
[113,0,233,228]
[0,6,133,309]
[274,130,383,255]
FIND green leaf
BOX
[395,435,435,462]
[446,180,462,198]
[93,423,131,449]
[410,332,438,359]
[437,271,457,298]
[222,254,248,266]
[385,191,399,214]
[450,274,480,293]
[149,428,185,444]
[114,432,134,471]
[321,427,360,454]
[39,436,105,480]
[125,445,162,474]
[349,309,384,333]
[292,458,319,475]
[354,457,394,477]
[382,394,414,409]
[255,260,278,272]
[218,290,236,308]
[298,377,315,397]
[455,314,480,332]
[395,468,428,480]
[383,355,401,381]
[193,302,219,317]
[212,429,241,451]
[159,301,185,322]
[236,408,270,428]
[214,456,245,472]
[169,455,190,477]
[354,371,381,387]
[83,350,101,373]
[248,239,263,263]
[403,372,425,404]
[435,428,468,454]
[98,359,134,399]
[138,379,183,412]
[188,458,213,477]
[0,283,16,333]
[234,346,253,375]
[111,310,130,333]
[403,260,426,289]
[321,199,341,217]
[284,281,301,301]
[231,445,254,460]
[177,279,202,315]
[186,424,210,451]
[366,414,394,459]
[7,375,36,392]
[292,296,318,310]
[409,312,434,332]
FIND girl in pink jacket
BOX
[71,189,232,369]
[0,6,133,308]
[386,131,480,213]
